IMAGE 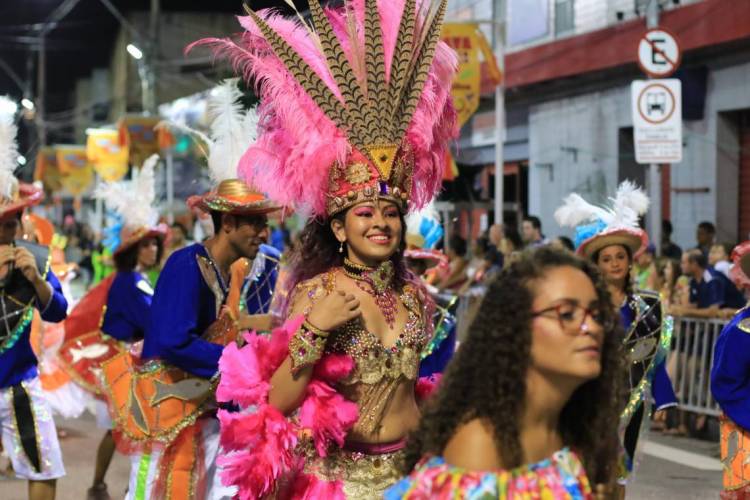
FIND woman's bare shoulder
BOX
[442,418,503,471]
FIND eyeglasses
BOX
[531,302,612,334]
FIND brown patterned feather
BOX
[394,0,447,140]
[245,8,359,146]
[308,0,369,149]
[386,0,416,139]
[364,0,389,139]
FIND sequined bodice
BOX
[292,269,430,435]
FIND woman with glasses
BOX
[387,247,623,498]
[555,182,678,491]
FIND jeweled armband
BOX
[289,321,329,373]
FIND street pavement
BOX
[1,413,724,499]
[2,414,130,500]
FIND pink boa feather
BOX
[415,373,442,402]
[217,405,298,499]
[299,380,359,457]
[216,315,303,407]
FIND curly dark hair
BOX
[403,247,625,488]
[279,207,412,315]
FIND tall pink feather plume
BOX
[299,380,359,457]
[192,0,457,218]
[415,373,442,402]
[217,405,298,499]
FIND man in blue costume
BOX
[0,184,68,500]
[711,241,750,498]
[135,178,279,500]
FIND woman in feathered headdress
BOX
[192,0,457,497]
[555,181,678,490]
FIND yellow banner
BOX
[118,115,160,167]
[86,128,129,182]
[35,147,62,192]
[441,23,502,128]
[55,145,94,196]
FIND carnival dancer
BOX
[194,0,457,496]
[555,181,678,489]
[0,96,68,500]
[82,155,167,500]
[711,241,750,499]
[387,248,623,498]
[100,80,281,500]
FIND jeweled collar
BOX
[342,258,394,295]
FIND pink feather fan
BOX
[191,0,457,219]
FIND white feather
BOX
[0,96,19,201]
[406,202,439,237]
[206,79,259,183]
[158,80,259,185]
[95,154,160,230]
[610,180,649,229]
[554,193,610,228]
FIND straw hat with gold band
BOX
[555,181,650,260]
[0,96,42,220]
[158,79,280,218]
[95,154,168,256]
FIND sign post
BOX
[635,4,682,255]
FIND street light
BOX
[126,43,143,60]
[21,98,34,110]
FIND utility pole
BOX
[36,0,82,147]
[493,0,506,226]
[142,0,159,115]
[646,0,662,255]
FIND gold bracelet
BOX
[289,326,326,373]
[302,319,329,338]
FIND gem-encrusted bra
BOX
[292,269,429,435]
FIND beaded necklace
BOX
[342,257,397,329]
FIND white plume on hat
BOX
[157,79,258,184]
[0,96,19,201]
[554,180,649,231]
[95,154,159,230]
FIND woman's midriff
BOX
[341,379,420,444]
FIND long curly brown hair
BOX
[404,247,626,488]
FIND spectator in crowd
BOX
[488,223,523,267]
[655,258,685,309]
[661,220,683,260]
[672,250,744,318]
[521,215,548,249]
[551,235,575,252]
[695,221,716,257]
[709,242,734,279]
[437,234,468,292]
[634,243,659,291]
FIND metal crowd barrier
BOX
[668,315,727,417]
